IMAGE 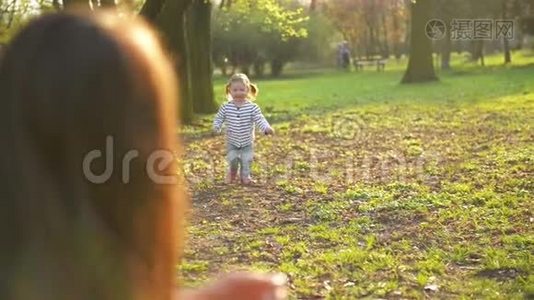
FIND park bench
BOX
[354,58,387,72]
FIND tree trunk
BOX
[403,8,411,58]
[471,40,485,66]
[381,12,390,58]
[503,38,511,64]
[187,0,217,114]
[99,0,116,7]
[391,8,402,59]
[156,0,194,124]
[140,0,167,23]
[369,24,376,56]
[253,59,265,77]
[240,65,250,76]
[53,0,61,10]
[401,0,438,84]
[441,22,452,70]
[310,0,317,12]
[270,59,284,77]
[502,0,512,64]
[62,0,90,9]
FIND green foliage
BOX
[212,0,308,76]
[216,0,307,42]
[297,13,339,64]
[0,0,51,43]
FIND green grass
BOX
[180,50,534,299]
[208,50,534,114]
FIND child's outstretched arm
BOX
[213,103,226,134]
[252,104,274,135]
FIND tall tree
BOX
[62,0,115,9]
[401,0,438,84]
[434,0,464,70]
[154,0,195,124]
[62,0,90,9]
[466,0,501,66]
[99,0,115,7]
[140,0,167,20]
[142,0,217,122]
[310,0,317,11]
[440,25,452,70]
[187,0,217,114]
[471,40,485,66]
[502,0,512,64]
[390,0,407,59]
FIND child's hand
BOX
[212,129,222,137]
[264,127,275,135]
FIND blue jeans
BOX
[226,143,254,179]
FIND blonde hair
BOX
[225,73,259,100]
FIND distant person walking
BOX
[339,41,351,70]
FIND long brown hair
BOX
[0,11,184,300]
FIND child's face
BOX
[230,82,248,100]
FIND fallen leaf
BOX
[424,284,439,292]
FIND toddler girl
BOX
[213,73,274,185]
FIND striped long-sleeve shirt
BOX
[213,100,271,147]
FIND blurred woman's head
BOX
[0,11,184,300]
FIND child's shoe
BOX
[241,176,255,185]
[225,170,238,184]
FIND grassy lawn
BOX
[179,51,534,299]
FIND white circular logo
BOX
[426,19,446,40]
